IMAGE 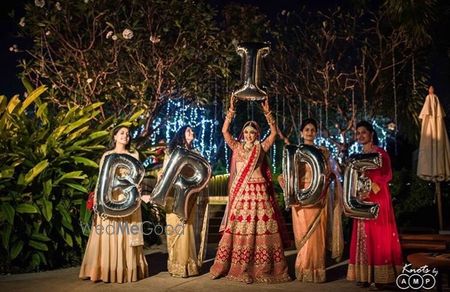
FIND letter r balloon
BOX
[150,146,211,221]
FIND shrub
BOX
[0,86,146,272]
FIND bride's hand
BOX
[261,98,270,113]
[230,95,236,111]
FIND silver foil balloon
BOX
[233,42,271,101]
[342,153,381,220]
[151,146,211,221]
[95,153,145,217]
[282,144,329,208]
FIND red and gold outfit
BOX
[347,146,403,284]
[210,121,290,283]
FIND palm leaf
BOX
[6,95,20,114]
[128,109,145,122]
[28,240,48,251]
[62,117,91,135]
[73,156,98,168]
[0,95,6,113]
[24,160,49,185]
[38,198,52,222]
[1,224,12,250]
[18,85,47,114]
[31,232,51,242]
[10,240,24,260]
[64,183,88,193]
[16,203,39,214]
[0,203,15,224]
[54,171,87,184]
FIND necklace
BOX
[244,143,254,151]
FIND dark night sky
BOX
[0,0,448,110]
[0,0,27,97]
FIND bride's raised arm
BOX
[222,95,239,151]
[261,98,277,152]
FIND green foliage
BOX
[272,174,286,211]
[0,86,146,272]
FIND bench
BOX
[400,234,450,252]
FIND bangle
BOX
[264,110,272,116]
[225,110,235,122]
[265,112,276,125]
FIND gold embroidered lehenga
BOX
[161,151,209,278]
[79,151,149,283]
[210,126,290,284]
[165,196,209,277]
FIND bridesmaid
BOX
[158,125,209,277]
[347,121,403,290]
[279,118,343,283]
[79,126,149,283]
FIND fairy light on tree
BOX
[316,118,389,163]
[150,99,218,162]
[148,98,390,174]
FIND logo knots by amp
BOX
[396,263,438,290]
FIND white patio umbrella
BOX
[417,86,450,230]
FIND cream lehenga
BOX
[160,150,209,278]
[79,150,149,283]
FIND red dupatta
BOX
[219,142,291,248]
[219,144,259,232]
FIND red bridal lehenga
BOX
[210,140,291,283]
[347,146,403,284]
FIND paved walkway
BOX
[0,246,403,292]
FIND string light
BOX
[273,143,277,172]
[224,141,229,172]
[315,117,389,164]
[149,98,390,173]
[149,98,218,162]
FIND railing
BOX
[207,174,229,205]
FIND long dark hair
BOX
[168,125,194,153]
[109,126,131,150]
[356,120,379,146]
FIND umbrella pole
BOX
[436,182,443,230]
